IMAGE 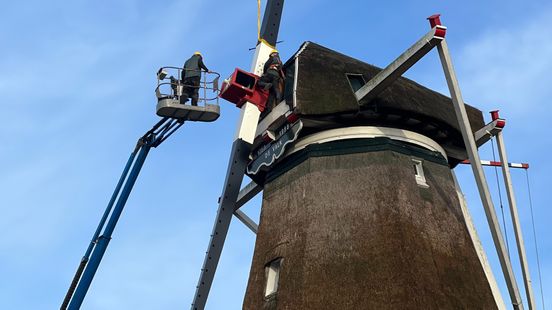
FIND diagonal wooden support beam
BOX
[354,25,446,103]
[235,181,262,210]
[233,209,258,234]
[460,160,529,169]
[436,36,524,310]
[474,118,505,147]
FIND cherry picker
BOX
[61,68,220,310]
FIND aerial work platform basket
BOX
[155,66,221,122]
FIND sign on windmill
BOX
[247,120,303,175]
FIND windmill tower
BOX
[213,7,531,310]
[241,42,500,309]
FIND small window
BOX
[264,258,282,297]
[412,159,429,187]
[346,73,366,92]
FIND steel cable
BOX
[491,137,511,258]
[525,170,546,309]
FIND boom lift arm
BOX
[61,117,184,309]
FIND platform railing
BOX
[155,66,220,107]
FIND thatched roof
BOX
[284,42,485,164]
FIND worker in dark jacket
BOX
[257,50,284,112]
[181,51,209,106]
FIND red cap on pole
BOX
[490,110,500,121]
[427,14,442,28]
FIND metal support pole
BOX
[452,171,507,309]
[190,1,283,308]
[235,181,262,210]
[190,94,264,310]
[190,31,273,310]
[496,130,536,309]
[258,0,284,47]
[234,209,258,234]
[355,25,446,102]
[68,144,152,309]
[190,138,254,310]
[436,38,523,309]
[474,118,504,147]
[460,160,529,169]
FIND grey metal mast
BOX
[190,1,284,309]
[493,111,536,309]
[429,14,524,310]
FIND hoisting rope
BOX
[525,169,546,309]
[491,137,511,257]
[257,0,262,41]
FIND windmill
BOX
[216,5,536,310]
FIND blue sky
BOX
[1,1,550,309]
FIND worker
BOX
[181,51,210,106]
[257,49,284,112]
